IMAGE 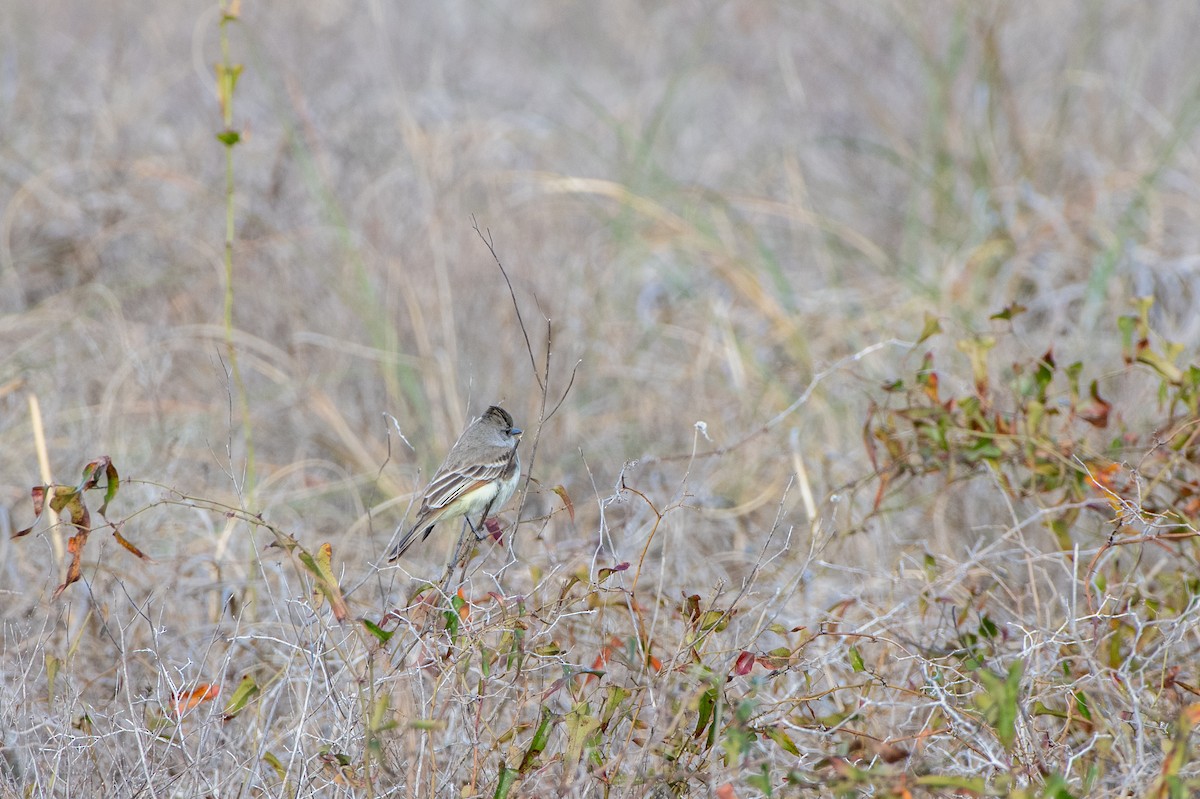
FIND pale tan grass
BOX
[3,1,1200,795]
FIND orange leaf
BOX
[715,784,738,799]
[922,370,940,403]
[583,635,621,684]
[1087,462,1121,494]
[52,488,93,599]
[457,587,470,620]
[172,683,220,716]
[113,527,150,560]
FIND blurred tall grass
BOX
[3,2,1200,796]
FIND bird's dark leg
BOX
[441,502,501,595]
[454,501,502,593]
[470,499,498,542]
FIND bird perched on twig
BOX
[386,405,522,562]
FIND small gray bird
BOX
[387,405,522,562]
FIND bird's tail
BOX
[386,521,433,562]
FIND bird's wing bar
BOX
[421,458,508,511]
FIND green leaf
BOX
[697,610,729,632]
[746,763,773,795]
[916,351,936,388]
[360,618,393,644]
[600,686,630,730]
[1032,701,1066,719]
[1065,361,1083,399]
[694,687,718,743]
[479,644,492,678]
[222,674,260,719]
[1137,347,1184,383]
[75,457,120,516]
[963,438,1003,462]
[917,312,942,344]
[216,130,242,146]
[1033,350,1055,398]
[1073,690,1092,721]
[506,624,525,670]
[262,751,286,782]
[409,718,445,731]
[1025,400,1045,436]
[518,709,555,773]
[990,302,1027,321]
[978,615,998,640]
[916,775,987,791]
[848,645,865,672]
[1041,773,1078,799]
[368,692,394,732]
[493,765,517,799]
[1117,314,1137,360]
[564,702,601,768]
[764,725,799,756]
[977,660,1023,751]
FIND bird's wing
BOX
[386,446,515,563]
[421,455,510,512]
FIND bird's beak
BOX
[511,427,523,437]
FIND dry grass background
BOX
[4,2,1200,797]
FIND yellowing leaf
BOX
[552,484,575,523]
[299,543,350,622]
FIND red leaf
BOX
[13,486,47,538]
[733,650,755,676]
[597,561,629,581]
[1080,380,1111,428]
[484,517,503,543]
